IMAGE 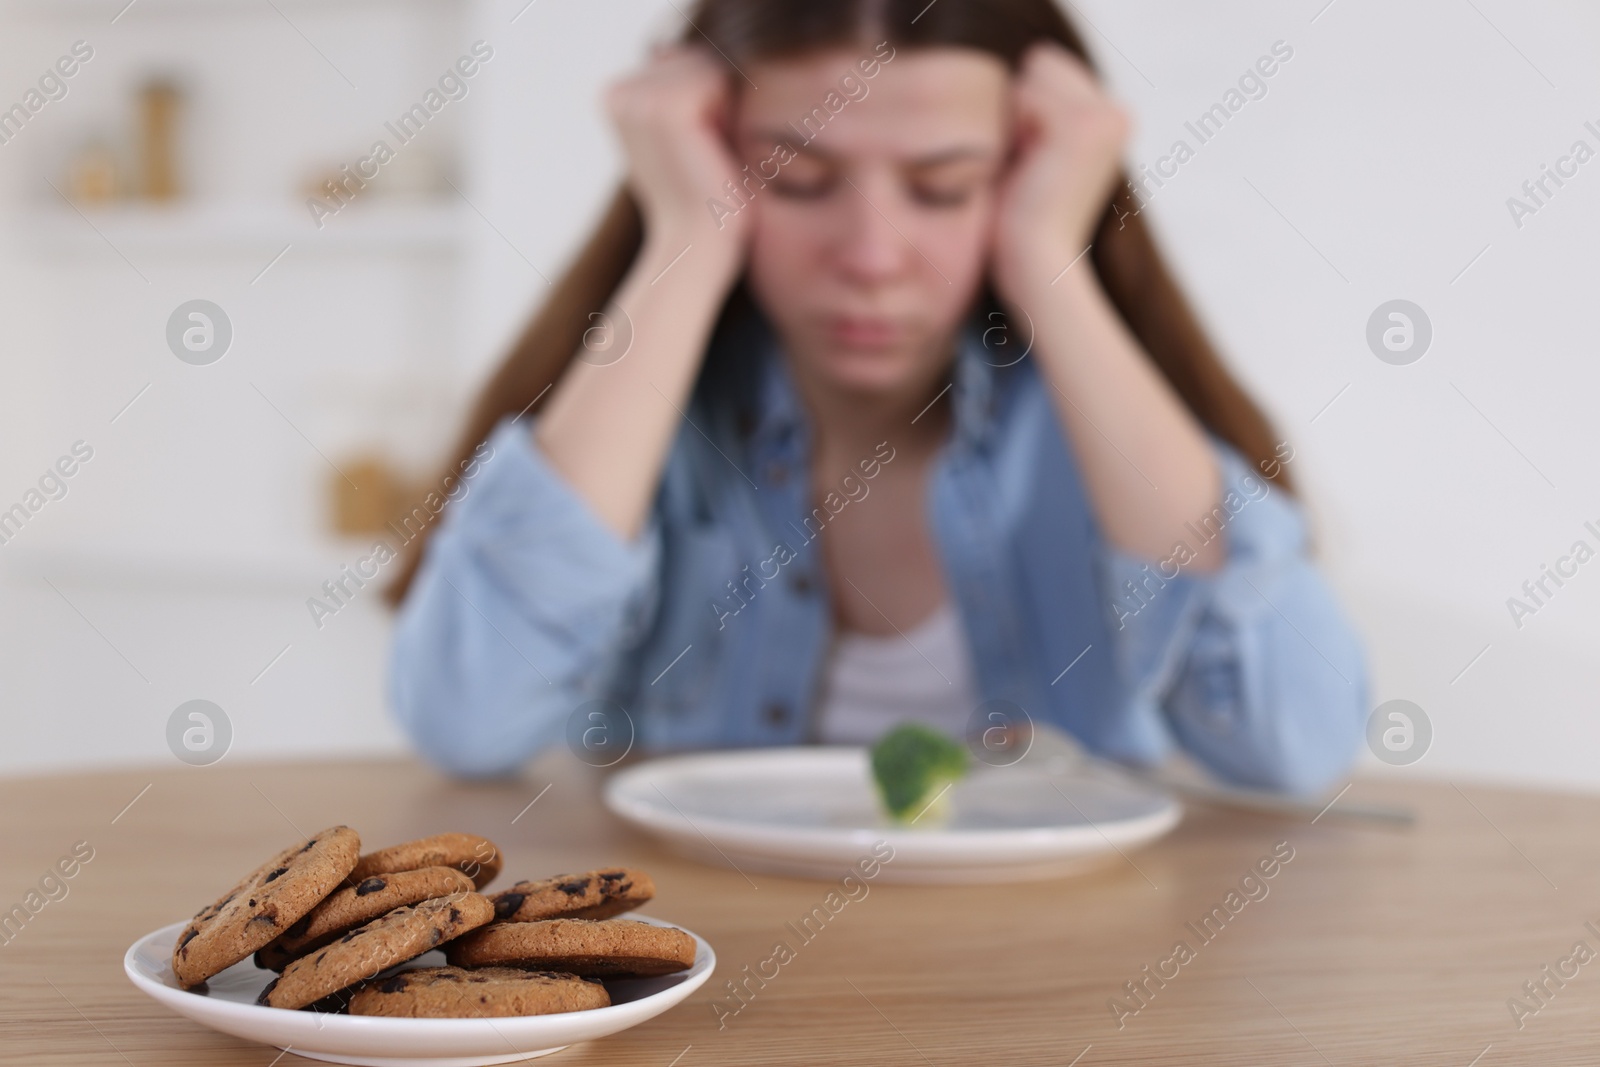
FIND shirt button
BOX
[763,701,791,728]
[790,573,813,596]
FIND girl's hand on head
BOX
[603,42,754,263]
[990,41,1130,299]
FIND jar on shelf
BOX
[137,78,184,201]
[65,138,121,203]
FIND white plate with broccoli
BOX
[603,729,1182,883]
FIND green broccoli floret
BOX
[870,722,970,824]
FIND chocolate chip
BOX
[307,991,353,1015]
[378,976,408,994]
[300,839,318,852]
[449,907,462,924]
[263,866,289,883]
[178,928,199,950]
[355,877,387,896]
[599,871,626,882]
[494,892,525,920]
[557,878,589,896]
[257,977,279,1005]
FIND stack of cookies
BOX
[169,825,696,1018]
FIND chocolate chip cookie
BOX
[348,965,611,1018]
[255,866,476,971]
[489,868,655,923]
[444,918,696,978]
[172,825,360,990]
[258,892,494,1010]
[349,832,502,889]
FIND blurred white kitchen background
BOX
[1,0,1597,789]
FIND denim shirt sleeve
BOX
[1097,437,1368,795]
[386,413,661,777]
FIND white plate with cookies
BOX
[604,747,1182,884]
[123,828,715,1066]
[125,915,714,1066]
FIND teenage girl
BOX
[382,0,1368,793]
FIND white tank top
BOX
[812,600,980,745]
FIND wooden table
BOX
[3,752,1598,1065]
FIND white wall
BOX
[2,0,1597,790]
[1088,0,1600,790]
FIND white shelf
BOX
[9,200,470,257]
[1,542,406,594]
[0,0,463,15]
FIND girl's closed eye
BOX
[908,158,995,209]
[912,184,974,208]
[768,156,834,199]
[771,175,835,199]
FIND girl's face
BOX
[732,45,1012,398]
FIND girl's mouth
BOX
[827,316,902,349]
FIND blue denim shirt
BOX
[388,297,1369,794]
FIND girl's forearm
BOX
[533,229,743,542]
[1003,265,1226,572]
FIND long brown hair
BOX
[383,0,1293,607]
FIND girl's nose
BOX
[830,175,915,284]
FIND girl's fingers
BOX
[1020,41,1109,109]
